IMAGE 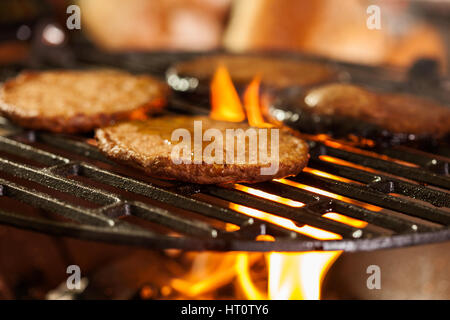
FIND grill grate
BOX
[0,119,448,252]
[0,51,449,252]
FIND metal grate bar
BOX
[126,201,219,238]
[0,178,115,226]
[319,143,450,189]
[308,158,450,208]
[291,172,450,226]
[38,133,116,164]
[0,135,69,166]
[204,185,372,239]
[0,208,213,250]
[374,145,449,175]
[77,163,253,227]
[32,134,317,237]
[0,51,449,252]
[0,158,119,206]
[0,127,448,250]
[249,180,426,234]
[74,164,301,239]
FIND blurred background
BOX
[0,0,449,72]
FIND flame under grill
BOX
[0,51,449,253]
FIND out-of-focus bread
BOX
[79,0,230,51]
[224,0,446,70]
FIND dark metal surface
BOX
[0,120,448,252]
[0,50,449,252]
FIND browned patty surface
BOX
[95,116,309,184]
[0,69,168,133]
[302,83,450,138]
[171,55,338,89]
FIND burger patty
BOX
[299,83,450,138]
[0,69,168,133]
[95,116,309,184]
[169,55,338,90]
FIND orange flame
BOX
[229,203,343,299]
[170,66,370,300]
[210,66,273,127]
[210,65,246,122]
[243,76,273,127]
[266,251,341,299]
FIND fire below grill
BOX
[0,51,449,254]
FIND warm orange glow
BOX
[161,286,172,297]
[170,252,240,298]
[128,106,149,120]
[229,203,341,241]
[235,250,341,300]
[233,184,305,208]
[256,234,276,241]
[266,251,341,299]
[303,167,356,184]
[210,66,273,127]
[171,189,369,300]
[233,185,367,229]
[348,134,375,148]
[210,65,246,122]
[229,203,343,300]
[236,253,267,300]
[243,76,273,127]
[228,185,351,299]
[301,133,418,167]
[276,178,345,199]
[319,155,379,174]
[323,212,368,228]
[225,223,241,232]
[170,67,377,301]
[275,178,382,212]
[86,138,97,146]
[140,285,155,299]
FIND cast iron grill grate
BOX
[0,51,449,252]
[0,118,448,252]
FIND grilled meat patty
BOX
[169,55,338,90]
[0,69,168,133]
[299,83,450,138]
[95,116,309,184]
